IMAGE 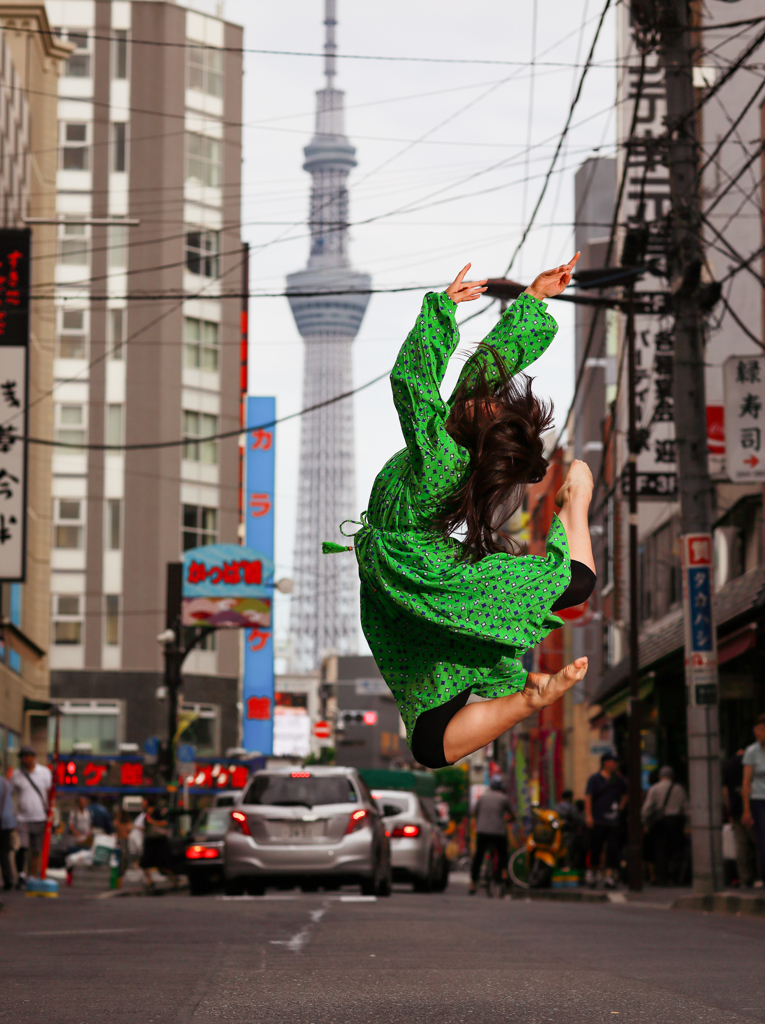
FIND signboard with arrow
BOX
[723,355,765,482]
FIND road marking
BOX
[20,928,142,937]
[339,895,377,902]
[271,927,310,953]
[218,893,378,903]
[606,892,627,904]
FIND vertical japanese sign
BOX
[723,355,765,482]
[681,534,718,707]
[242,397,276,754]
[617,20,677,500]
[0,230,30,581]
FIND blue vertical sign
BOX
[242,397,276,753]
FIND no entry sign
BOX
[313,720,331,740]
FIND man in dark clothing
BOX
[556,789,586,871]
[469,776,514,893]
[723,749,759,886]
[585,753,628,889]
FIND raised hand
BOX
[525,251,580,301]
[445,263,488,304]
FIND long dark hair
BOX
[431,345,553,559]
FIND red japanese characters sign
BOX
[0,229,30,347]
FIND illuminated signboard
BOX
[0,229,30,581]
[181,542,274,628]
[50,755,263,794]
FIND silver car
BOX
[224,766,392,896]
[373,789,449,892]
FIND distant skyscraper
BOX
[287,0,371,671]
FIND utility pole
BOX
[625,285,643,892]
[658,0,723,892]
[162,562,183,784]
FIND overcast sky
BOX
[193,0,618,653]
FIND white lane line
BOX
[339,895,377,902]
[269,899,332,954]
[309,908,326,923]
[606,892,628,904]
[21,928,142,937]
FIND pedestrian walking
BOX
[114,810,133,878]
[139,799,177,890]
[327,256,596,769]
[67,795,93,851]
[10,745,52,888]
[741,713,765,887]
[556,788,586,872]
[469,776,514,894]
[723,748,759,887]
[584,752,627,889]
[641,766,687,886]
[0,772,17,891]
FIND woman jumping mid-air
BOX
[327,252,595,769]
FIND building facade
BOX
[46,1,243,758]
[287,0,370,672]
[0,3,70,770]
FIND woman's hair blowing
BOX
[431,345,553,559]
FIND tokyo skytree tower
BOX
[287,0,371,671]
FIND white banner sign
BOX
[723,355,765,482]
[0,346,26,579]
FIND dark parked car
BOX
[184,807,230,895]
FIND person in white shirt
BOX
[641,766,688,886]
[68,795,93,849]
[11,745,52,884]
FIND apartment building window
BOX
[60,122,90,170]
[183,412,218,464]
[106,499,122,551]
[112,122,127,172]
[187,44,223,98]
[109,309,125,360]
[106,404,124,447]
[109,221,128,269]
[639,516,681,623]
[53,595,83,645]
[48,701,120,755]
[183,505,217,551]
[54,499,84,550]
[54,403,87,450]
[113,29,129,80]
[58,219,89,266]
[185,229,219,278]
[59,30,91,78]
[184,317,218,371]
[186,133,222,188]
[105,595,120,646]
[56,308,87,359]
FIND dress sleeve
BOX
[390,291,471,504]
[449,292,558,399]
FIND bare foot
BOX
[522,658,588,711]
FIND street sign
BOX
[313,720,331,740]
[680,534,718,707]
[723,355,765,482]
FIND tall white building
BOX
[47,0,243,756]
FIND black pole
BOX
[164,562,183,784]
[626,286,643,892]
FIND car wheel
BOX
[378,861,393,897]
[413,852,435,893]
[188,874,209,897]
[224,876,246,896]
[360,874,379,896]
[431,855,449,893]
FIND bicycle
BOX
[478,845,506,898]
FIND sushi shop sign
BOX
[181,543,275,630]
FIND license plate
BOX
[288,823,310,839]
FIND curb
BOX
[508,888,609,904]
[672,893,765,918]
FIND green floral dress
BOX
[351,291,572,744]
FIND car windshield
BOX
[194,808,231,835]
[242,774,358,808]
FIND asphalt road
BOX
[1,879,764,1024]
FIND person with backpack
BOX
[10,745,52,888]
[641,766,687,886]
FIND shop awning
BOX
[591,560,765,707]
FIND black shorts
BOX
[410,560,596,769]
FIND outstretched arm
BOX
[452,252,580,397]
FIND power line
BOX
[19,368,391,451]
[504,0,614,275]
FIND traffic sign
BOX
[313,720,331,740]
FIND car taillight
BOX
[231,810,251,836]
[186,845,220,860]
[391,824,420,838]
[344,808,369,834]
